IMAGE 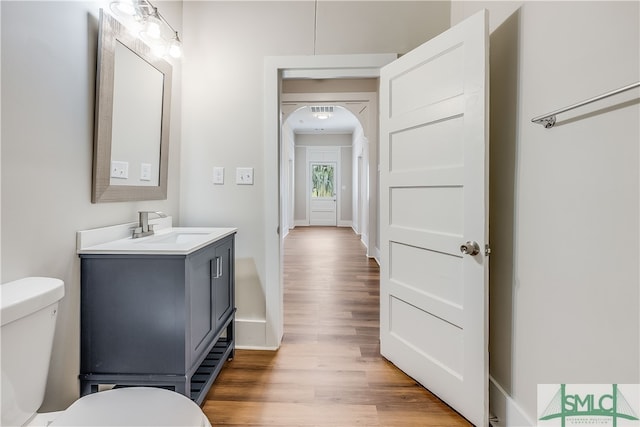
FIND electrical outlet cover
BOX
[111,161,129,179]
[236,167,254,185]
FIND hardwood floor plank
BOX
[203,227,471,426]
[204,401,380,426]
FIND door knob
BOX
[460,241,480,256]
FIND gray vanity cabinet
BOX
[79,233,235,405]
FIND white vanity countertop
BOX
[77,218,237,255]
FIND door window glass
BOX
[311,164,335,198]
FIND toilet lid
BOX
[49,387,211,427]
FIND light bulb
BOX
[140,8,162,41]
[125,20,143,38]
[145,19,161,39]
[110,0,137,16]
[168,32,182,58]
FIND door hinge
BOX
[485,244,491,256]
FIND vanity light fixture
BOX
[109,0,182,59]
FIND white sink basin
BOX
[137,231,211,245]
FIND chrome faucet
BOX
[132,211,167,239]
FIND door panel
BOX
[390,241,463,312]
[389,44,464,116]
[390,115,464,171]
[389,296,463,376]
[379,10,489,427]
[390,186,464,233]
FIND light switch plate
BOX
[140,163,152,181]
[236,167,254,185]
[213,167,225,184]
[111,161,129,179]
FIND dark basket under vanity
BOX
[78,233,236,404]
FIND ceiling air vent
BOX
[311,106,334,114]
[311,106,334,120]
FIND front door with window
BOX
[309,163,337,226]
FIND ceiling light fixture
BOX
[109,0,182,59]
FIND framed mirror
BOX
[92,9,172,203]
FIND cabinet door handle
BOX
[212,256,222,279]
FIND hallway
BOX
[203,227,471,426]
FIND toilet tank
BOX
[1,277,65,427]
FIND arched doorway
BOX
[281,105,367,236]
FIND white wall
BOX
[0,1,183,410]
[352,127,365,235]
[296,134,352,147]
[294,146,308,222]
[281,121,295,234]
[181,1,451,348]
[340,145,352,224]
[452,1,639,423]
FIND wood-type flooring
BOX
[202,226,471,426]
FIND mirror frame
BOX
[92,9,172,203]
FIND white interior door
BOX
[309,162,337,226]
[379,10,489,427]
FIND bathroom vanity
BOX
[77,220,236,404]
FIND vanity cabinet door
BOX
[187,235,235,366]
[80,255,186,375]
[213,236,234,332]
[188,245,217,364]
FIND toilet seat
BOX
[48,387,211,427]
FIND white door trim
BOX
[264,54,397,348]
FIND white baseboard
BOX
[235,318,267,348]
[293,220,352,228]
[489,376,535,427]
[372,246,380,265]
[235,345,279,351]
[360,233,369,251]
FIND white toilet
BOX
[1,277,212,427]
